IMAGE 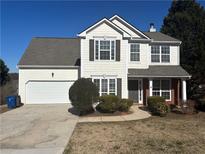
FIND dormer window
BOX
[95,40,115,60]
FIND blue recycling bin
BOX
[6,96,17,109]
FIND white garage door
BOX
[26,81,74,104]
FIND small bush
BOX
[147,96,170,116]
[96,95,133,113]
[118,99,133,112]
[96,95,120,113]
[69,78,99,115]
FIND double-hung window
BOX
[151,45,170,63]
[130,44,140,61]
[161,46,170,62]
[151,45,160,62]
[93,78,116,96]
[152,79,171,100]
[95,40,115,60]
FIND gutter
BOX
[128,75,191,78]
[151,40,182,44]
[17,65,79,69]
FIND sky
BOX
[1,1,205,72]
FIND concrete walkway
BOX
[0,104,78,154]
[78,105,151,123]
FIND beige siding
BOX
[112,19,141,38]
[81,23,128,98]
[86,22,123,39]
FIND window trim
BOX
[130,43,140,62]
[152,79,171,101]
[94,39,116,61]
[92,77,117,96]
[151,45,170,63]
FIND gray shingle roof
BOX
[128,66,190,77]
[144,32,180,42]
[18,37,80,66]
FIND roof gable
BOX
[110,15,150,39]
[78,18,130,38]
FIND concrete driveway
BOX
[0,104,79,154]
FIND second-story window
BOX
[151,45,170,63]
[95,40,115,60]
[161,46,170,62]
[130,44,140,61]
[151,45,160,62]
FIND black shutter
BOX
[89,39,94,61]
[117,78,122,98]
[116,40,120,61]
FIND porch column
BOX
[177,79,180,106]
[149,79,153,96]
[182,79,187,102]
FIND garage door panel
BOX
[26,81,73,104]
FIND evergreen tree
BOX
[161,0,205,99]
[0,59,10,86]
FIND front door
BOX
[128,79,143,104]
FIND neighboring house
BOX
[18,15,190,105]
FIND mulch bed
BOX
[81,110,133,117]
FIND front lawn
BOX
[64,112,205,154]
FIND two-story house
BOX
[18,15,190,105]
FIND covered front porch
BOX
[128,66,191,105]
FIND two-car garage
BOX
[18,68,79,104]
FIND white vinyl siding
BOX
[151,45,170,63]
[130,43,140,61]
[95,40,115,60]
[92,78,117,96]
[152,79,171,100]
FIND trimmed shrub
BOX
[69,78,99,115]
[96,95,120,113]
[147,96,170,116]
[96,95,134,113]
[118,99,133,112]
